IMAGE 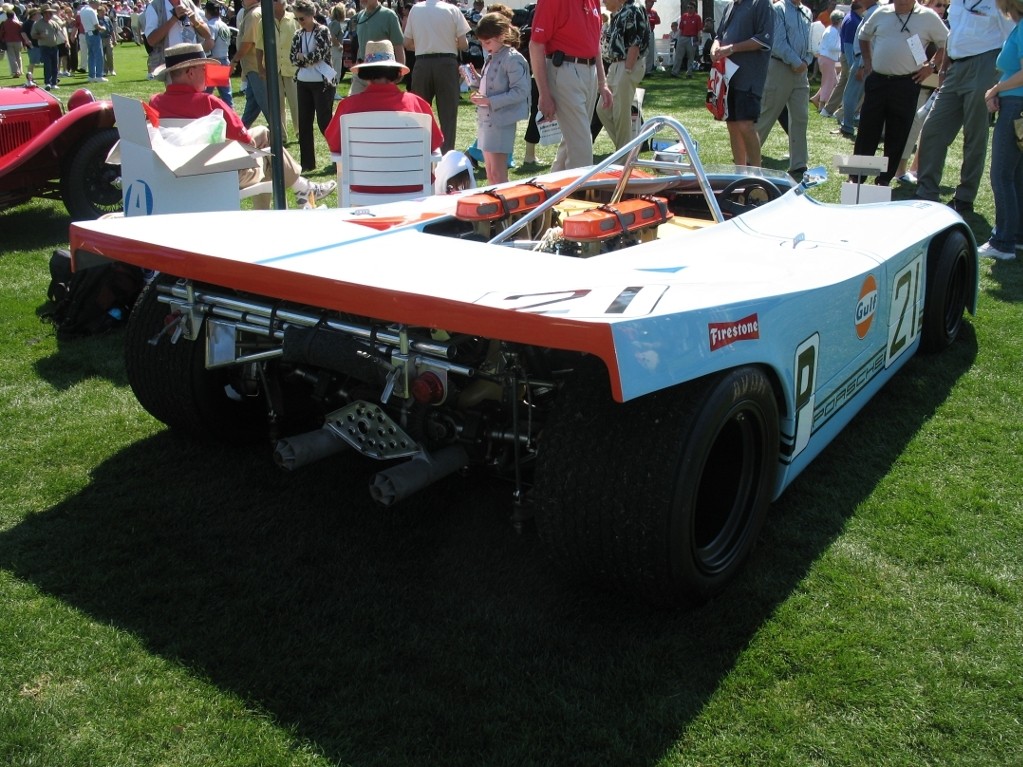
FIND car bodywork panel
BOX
[70,184,975,500]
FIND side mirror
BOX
[799,166,828,190]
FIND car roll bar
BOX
[488,116,724,247]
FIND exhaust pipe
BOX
[369,445,469,507]
[274,427,350,471]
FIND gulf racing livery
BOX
[69,117,977,605]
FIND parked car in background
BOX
[0,83,120,220]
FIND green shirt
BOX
[355,4,403,61]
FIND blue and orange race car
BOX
[70,117,978,605]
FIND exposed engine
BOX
[153,278,570,507]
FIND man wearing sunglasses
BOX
[914,0,1015,211]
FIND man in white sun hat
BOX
[150,43,335,208]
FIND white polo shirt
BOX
[403,0,470,56]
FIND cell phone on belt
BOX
[551,50,564,67]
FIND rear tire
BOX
[535,361,780,606]
[921,230,972,352]
[125,276,266,440]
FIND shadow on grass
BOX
[0,329,977,766]
[33,328,131,389]
[0,202,72,252]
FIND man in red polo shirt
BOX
[528,0,611,172]
[149,43,335,207]
[672,2,702,77]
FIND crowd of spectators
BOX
[2,0,1020,251]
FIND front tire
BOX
[61,127,122,221]
[535,362,780,606]
[921,230,972,352]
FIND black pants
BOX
[853,73,920,185]
[296,78,336,172]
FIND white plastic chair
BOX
[336,111,434,207]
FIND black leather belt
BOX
[948,50,997,62]
[417,52,456,59]
[873,72,914,79]
[547,53,596,66]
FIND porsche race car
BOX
[69,117,978,605]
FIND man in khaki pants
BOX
[597,0,649,149]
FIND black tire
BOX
[534,360,780,606]
[717,177,782,218]
[921,230,972,353]
[124,276,266,440]
[61,127,122,221]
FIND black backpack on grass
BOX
[46,249,145,340]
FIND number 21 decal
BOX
[886,254,923,368]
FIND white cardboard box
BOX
[111,94,257,217]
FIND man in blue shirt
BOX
[755,0,813,176]
[711,0,774,166]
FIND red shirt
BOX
[529,0,602,60]
[149,85,253,145]
[1,16,25,43]
[324,82,443,155]
[679,11,702,37]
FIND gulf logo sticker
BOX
[855,274,878,339]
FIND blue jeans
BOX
[86,32,104,79]
[41,44,59,87]
[840,48,863,135]
[988,95,1023,252]
[241,71,268,128]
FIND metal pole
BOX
[259,0,286,209]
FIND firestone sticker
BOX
[709,313,760,351]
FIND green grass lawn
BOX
[1,44,1021,767]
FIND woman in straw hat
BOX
[324,39,443,157]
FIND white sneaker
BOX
[897,171,917,185]
[819,109,832,118]
[295,180,337,208]
[308,180,336,199]
[977,242,1016,260]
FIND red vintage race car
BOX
[0,83,121,220]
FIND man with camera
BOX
[143,0,211,76]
